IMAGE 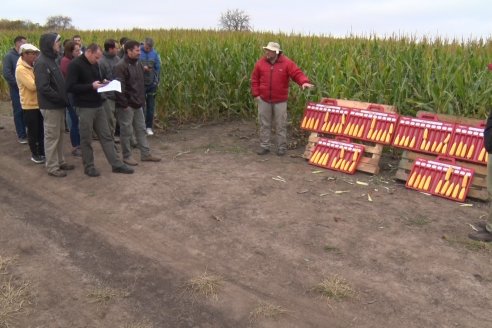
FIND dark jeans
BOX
[9,85,26,139]
[145,85,157,129]
[23,109,44,157]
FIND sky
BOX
[2,0,491,41]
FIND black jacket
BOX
[484,109,492,153]
[65,54,104,108]
[34,33,68,109]
[113,55,145,109]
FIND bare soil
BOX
[1,101,491,328]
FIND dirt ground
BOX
[0,100,491,328]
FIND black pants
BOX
[23,109,45,157]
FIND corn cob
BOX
[431,141,437,152]
[353,125,359,137]
[423,176,432,191]
[456,141,463,157]
[309,150,319,163]
[458,187,466,200]
[423,128,428,140]
[443,133,451,143]
[417,175,426,189]
[357,125,364,138]
[409,136,416,148]
[375,130,383,142]
[441,180,450,195]
[331,157,338,168]
[301,116,308,128]
[352,151,358,161]
[408,171,417,186]
[460,144,467,158]
[478,148,486,161]
[445,182,455,197]
[449,142,457,156]
[394,134,400,146]
[451,183,460,198]
[435,180,443,193]
[445,167,453,181]
[348,161,356,172]
[343,160,351,171]
[466,144,474,159]
[461,175,469,188]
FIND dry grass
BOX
[312,276,356,301]
[86,286,129,305]
[183,272,223,301]
[0,256,32,328]
[442,235,492,252]
[249,302,288,322]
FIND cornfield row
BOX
[1,29,491,125]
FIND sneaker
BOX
[276,149,287,156]
[123,157,138,166]
[48,169,67,178]
[72,148,82,157]
[256,148,270,155]
[18,138,28,144]
[141,154,161,162]
[146,128,154,136]
[112,165,134,174]
[468,231,492,242]
[85,167,100,177]
[60,163,75,170]
[31,155,45,164]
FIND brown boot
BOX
[141,154,161,162]
[468,231,492,242]
[123,157,138,166]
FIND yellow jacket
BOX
[15,57,39,110]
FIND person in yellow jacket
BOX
[15,43,45,164]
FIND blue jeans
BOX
[67,94,80,148]
[145,85,157,129]
[9,85,26,139]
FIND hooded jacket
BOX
[34,33,68,109]
[114,54,145,109]
[15,57,39,110]
[98,51,120,100]
[251,54,310,104]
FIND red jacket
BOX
[251,54,310,103]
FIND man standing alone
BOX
[114,40,161,165]
[251,42,314,156]
[139,37,161,136]
[2,35,27,143]
[66,43,133,177]
[35,33,75,177]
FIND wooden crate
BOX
[394,111,488,201]
[302,98,397,175]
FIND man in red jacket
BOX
[251,42,314,156]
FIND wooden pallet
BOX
[302,98,397,175]
[394,111,488,201]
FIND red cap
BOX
[488,63,492,71]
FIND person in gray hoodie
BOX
[34,33,75,177]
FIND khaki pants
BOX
[40,109,66,174]
[487,154,492,232]
[258,99,287,151]
[102,99,116,140]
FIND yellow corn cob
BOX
[313,150,323,164]
[441,180,450,195]
[413,174,422,188]
[325,121,332,132]
[313,119,320,130]
[375,130,383,142]
[456,141,463,157]
[399,135,406,146]
[451,183,460,198]
[409,136,416,148]
[321,122,327,131]
[357,125,364,138]
[431,141,437,152]
[403,135,410,147]
[466,144,474,159]
[341,114,346,125]
[458,187,466,200]
[340,147,345,159]
[435,180,443,194]
[343,123,352,135]
[417,175,426,189]
[443,133,451,143]
[460,144,467,158]
[445,167,453,181]
[370,117,376,129]
[408,171,417,186]
[423,128,428,139]
[348,161,356,172]
[324,111,329,122]
[423,176,432,191]
[352,151,358,161]
[343,160,351,171]
[321,153,330,166]
[309,150,319,163]
[301,116,308,128]
[389,123,394,134]
[331,157,338,168]
[441,143,447,154]
[445,182,455,197]
[435,142,443,154]
[394,134,400,146]
[335,158,344,169]
[367,129,374,140]
[420,139,426,150]
[478,148,486,161]
[338,123,344,134]
[316,152,326,165]
[424,140,431,151]
[348,123,355,136]
[385,132,391,143]
[461,175,469,188]
[381,130,387,143]
[353,125,359,137]
[449,142,457,156]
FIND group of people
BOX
[2,33,162,177]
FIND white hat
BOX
[262,42,282,54]
[19,43,40,54]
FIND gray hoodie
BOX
[34,33,68,109]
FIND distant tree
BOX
[219,9,251,31]
[0,19,41,30]
[45,15,74,30]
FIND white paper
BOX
[97,80,121,93]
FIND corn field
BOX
[1,29,492,125]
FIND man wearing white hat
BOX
[251,41,314,156]
[16,43,45,164]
